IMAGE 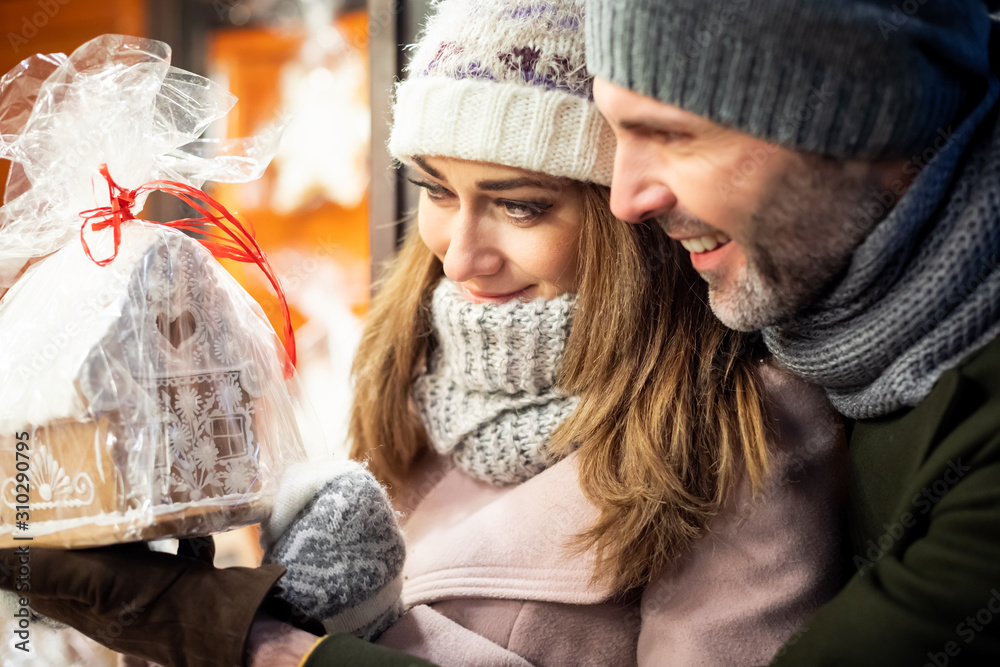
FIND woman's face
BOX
[411,156,583,303]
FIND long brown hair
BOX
[349,183,770,592]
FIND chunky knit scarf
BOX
[764,79,1000,420]
[412,278,579,486]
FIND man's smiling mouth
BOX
[678,231,732,254]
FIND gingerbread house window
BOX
[210,416,248,459]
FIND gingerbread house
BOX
[0,223,304,547]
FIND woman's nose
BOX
[609,143,678,223]
[441,213,503,283]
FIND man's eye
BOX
[499,199,552,223]
[624,125,690,144]
[655,129,692,144]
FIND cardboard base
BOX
[0,496,269,548]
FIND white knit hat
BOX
[389,0,615,186]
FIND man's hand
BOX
[0,542,285,667]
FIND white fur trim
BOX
[264,458,365,542]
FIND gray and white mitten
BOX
[262,459,406,641]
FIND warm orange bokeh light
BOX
[207,10,372,334]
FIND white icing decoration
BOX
[152,371,259,505]
[1,445,95,510]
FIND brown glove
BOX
[0,541,286,667]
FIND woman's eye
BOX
[499,199,552,223]
[407,177,452,201]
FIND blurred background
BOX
[0,0,429,662]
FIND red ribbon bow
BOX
[79,164,296,378]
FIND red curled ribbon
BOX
[79,164,296,378]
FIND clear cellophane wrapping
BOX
[0,34,308,548]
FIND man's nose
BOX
[609,144,678,223]
[441,213,503,283]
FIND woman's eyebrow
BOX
[412,156,446,180]
[476,177,554,191]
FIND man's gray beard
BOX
[684,156,882,332]
[707,264,779,332]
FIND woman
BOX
[264,0,847,664]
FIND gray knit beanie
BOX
[586,0,998,159]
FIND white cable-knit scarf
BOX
[412,278,580,486]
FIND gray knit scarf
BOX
[764,78,1000,420]
[412,278,580,486]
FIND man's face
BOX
[593,78,884,331]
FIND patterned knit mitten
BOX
[261,460,406,641]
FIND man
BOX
[587,0,1000,664]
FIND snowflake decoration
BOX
[219,457,257,495]
[190,436,220,470]
[174,386,202,422]
[213,335,238,366]
[216,374,244,410]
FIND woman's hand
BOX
[261,460,406,640]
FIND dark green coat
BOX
[303,634,436,667]
[773,333,1000,665]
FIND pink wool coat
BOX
[376,364,848,666]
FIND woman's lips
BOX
[461,285,532,304]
